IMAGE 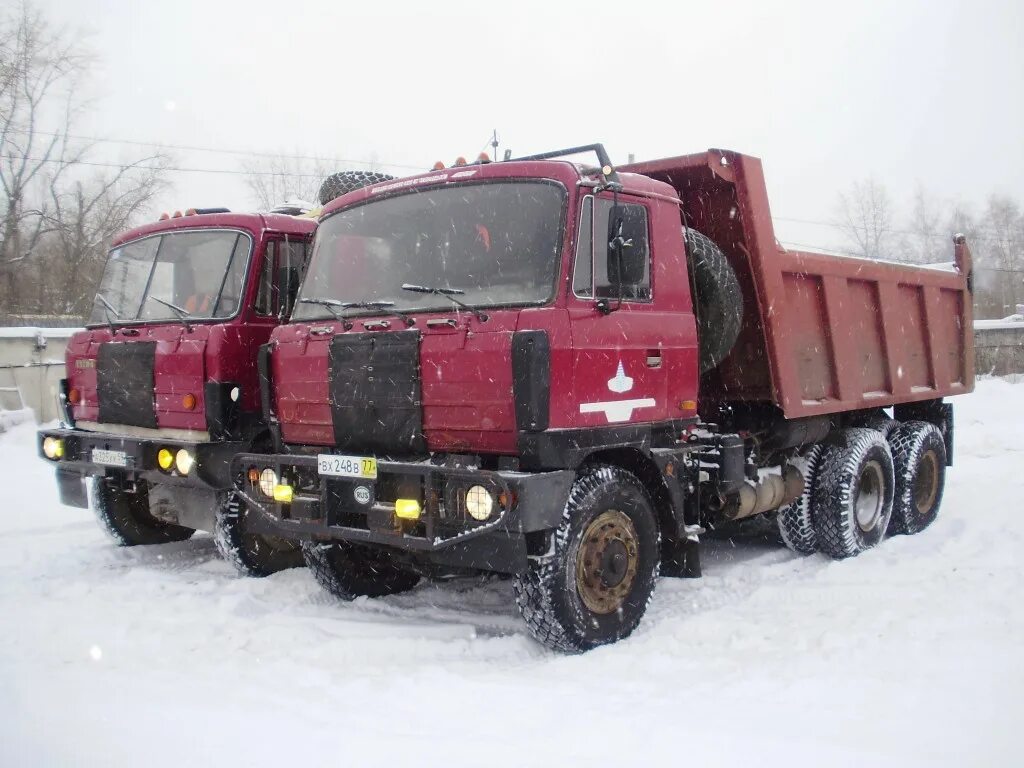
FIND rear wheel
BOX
[213,492,304,577]
[813,429,895,559]
[91,477,194,546]
[302,541,420,600]
[888,421,946,535]
[512,464,660,652]
[777,444,824,555]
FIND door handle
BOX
[646,349,662,368]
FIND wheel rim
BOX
[854,460,885,532]
[575,509,639,615]
[914,450,939,515]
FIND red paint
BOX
[272,150,972,453]
[65,213,316,431]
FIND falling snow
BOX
[1,377,1022,766]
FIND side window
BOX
[255,241,277,316]
[255,238,310,318]
[572,198,651,302]
[571,196,594,296]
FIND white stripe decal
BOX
[579,398,656,423]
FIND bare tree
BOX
[835,178,896,261]
[0,2,171,321]
[0,3,90,283]
[242,154,336,211]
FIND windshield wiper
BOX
[149,296,194,333]
[401,283,488,322]
[299,298,415,328]
[298,297,346,320]
[94,293,121,333]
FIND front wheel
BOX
[213,492,304,577]
[91,477,194,546]
[302,541,420,600]
[513,464,660,652]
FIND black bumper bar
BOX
[38,427,242,507]
[231,451,575,575]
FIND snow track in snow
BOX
[2,378,1023,767]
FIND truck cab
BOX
[234,145,973,649]
[39,209,316,575]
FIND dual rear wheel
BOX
[777,421,946,559]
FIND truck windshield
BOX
[87,230,252,325]
[292,181,565,320]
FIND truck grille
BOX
[328,330,425,455]
[97,341,157,428]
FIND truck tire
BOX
[512,464,660,652]
[317,170,396,206]
[685,228,743,373]
[812,428,895,559]
[852,411,898,438]
[777,444,824,555]
[91,477,194,546]
[888,421,946,535]
[213,492,304,577]
[302,541,420,599]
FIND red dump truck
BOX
[37,208,317,574]
[232,145,974,650]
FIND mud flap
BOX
[56,469,88,508]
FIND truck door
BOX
[567,193,688,429]
[254,236,310,321]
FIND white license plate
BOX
[92,448,128,467]
[317,454,377,479]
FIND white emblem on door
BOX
[607,361,634,393]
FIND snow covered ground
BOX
[2,378,1022,767]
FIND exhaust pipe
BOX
[726,465,804,520]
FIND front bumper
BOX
[231,451,575,575]
[38,427,241,507]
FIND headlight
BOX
[175,448,195,475]
[42,436,64,460]
[259,468,278,498]
[465,485,494,521]
[157,448,175,471]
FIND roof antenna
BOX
[490,129,499,161]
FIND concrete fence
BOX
[1,324,1022,426]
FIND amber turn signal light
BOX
[182,393,196,410]
[68,388,81,404]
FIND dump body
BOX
[620,150,974,419]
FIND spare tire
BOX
[317,170,396,206]
[685,228,743,373]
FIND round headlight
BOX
[465,485,495,521]
[157,448,175,471]
[42,436,64,460]
[259,468,278,498]
[175,448,195,475]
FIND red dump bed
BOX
[621,150,975,418]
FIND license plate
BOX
[317,454,377,479]
[92,448,128,467]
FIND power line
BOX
[1,125,426,171]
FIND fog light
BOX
[157,448,175,471]
[273,484,293,503]
[42,436,64,460]
[175,448,195,475]
[465,485,494,521]
[259,468,278,498]
[395,498,421,520]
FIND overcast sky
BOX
[40,0,1023,253]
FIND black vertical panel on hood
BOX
[97,341,157,428]
[328,331,425,455]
